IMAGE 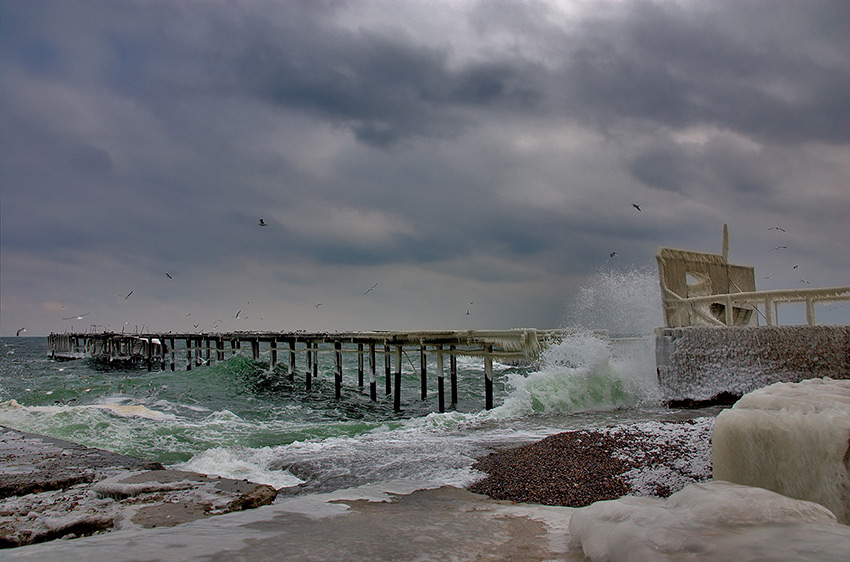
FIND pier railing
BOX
[48,329,576,412]
[661,286,850,327]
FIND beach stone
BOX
[712,378,850,524]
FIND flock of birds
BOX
[19,207,812,338]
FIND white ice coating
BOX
[712,377,850,524]
[569,481,850,562]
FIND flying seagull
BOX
[314,303,323,308]
[258,218,267,227]
[768,226,786,232]
[364,282,379,295]
[609,252,617,258]
[165,272,173,279]
[62,312,90,320]
[632,204,641,212]
[769,246,787,252]
[124,291,134,299]
[16,328,26,336]
[234,309,242,319]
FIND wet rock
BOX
[0,426,277,548]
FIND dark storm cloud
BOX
[557,0,850,145]
[230,24,541,147]
[0,0,847,335]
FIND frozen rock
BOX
[569,480,850,562]
[712,378,850,523]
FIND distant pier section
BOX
[48,329,572,412]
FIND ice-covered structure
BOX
[569,480,850,562]
[712,378,850,524]
[656,325,850,402]
[653,225,850,402]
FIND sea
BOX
[0,269,712,494]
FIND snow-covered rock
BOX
[569,481,850,562]
[712,378,850,524]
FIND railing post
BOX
[334,341,343,399]
[437,344,445,413]
[384,344,392,396]
[369,343,377,401]
[288,340,296,382]
[450,345,458,405]
[420,343,428,400]
[393,345,403,411]
[357,343,364,388]
[484,344,494,410]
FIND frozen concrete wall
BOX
[712,378,850,524]
[655,325,850,402]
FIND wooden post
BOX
[450,345,458,405]
[334,341,343,399]
[215,338,224,362]
[312,341,318,382]
[230,339,237,356]
[393,345,403,411]
[384,344,392,396]
[270,339,278,369]
[251,339,260,361]
[369,343,377,401]
[186,338,193,371]
[288,340,296,382]
[306,341,313,391]
[160,335,168,371]
[204,338,211,363]
[420,343,427,400]
[357,343,364,388]
[146,338,153,372]
[484,344,494,410]
[437,344,445,413]
[169,337,176,371]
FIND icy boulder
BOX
[569,481,850,562]
[712,378,850,524]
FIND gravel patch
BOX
[468,417,714,507]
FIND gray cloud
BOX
[1,0,847,335]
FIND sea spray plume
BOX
[567,267,662,337]
[494,331,660,417]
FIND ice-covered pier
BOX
[47,329,571,412]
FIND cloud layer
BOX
[1,0,848,335]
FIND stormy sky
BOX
[1,0,848,337]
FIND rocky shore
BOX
[0,426,277,548]
[468,417,715,506]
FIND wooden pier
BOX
[47,329,572,412]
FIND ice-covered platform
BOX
[712,378,850,524]
[656,325,850,402]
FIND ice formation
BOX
[569,481,850,562]
[712,377,850,524]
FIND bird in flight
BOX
[125,291,134,299]
[16,328,26,336]
[314,303,323,308]
[768,226,786,232]
[165,272,173,279]
[769,246,787,252]
[258,218,267,227]
[62,312,90,320]
[632,204,641,211]
[609,252,617,258]
[234,309,242,319]
[364,282,379,295]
